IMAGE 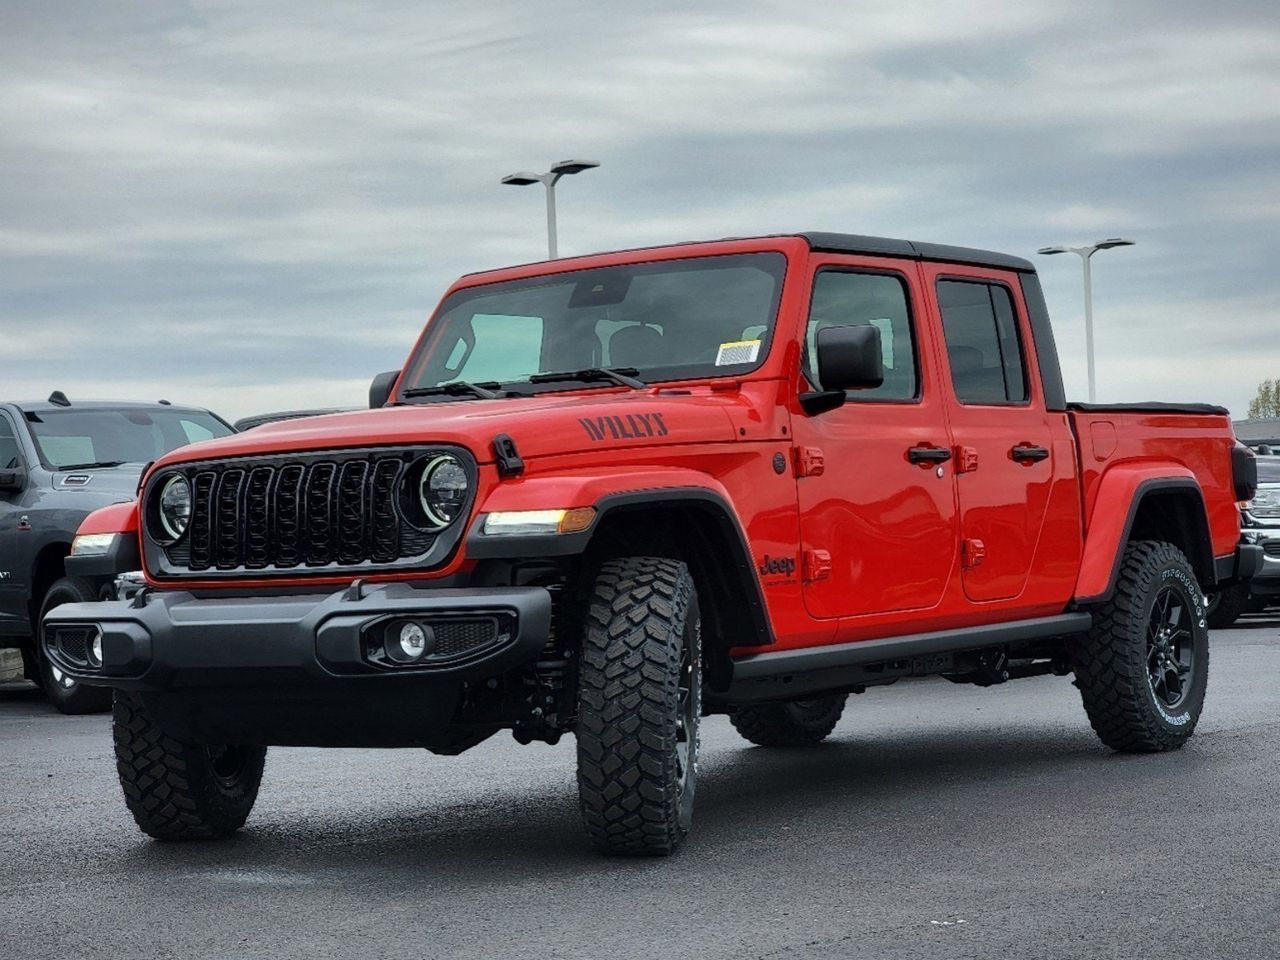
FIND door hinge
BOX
[956,446,979,473]
[793,446,825,477]
[802,548,832,582]
[962,538,986,568]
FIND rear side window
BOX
[805,271,917,401]
[936,280,1028,404]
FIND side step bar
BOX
[724,612,1092,703]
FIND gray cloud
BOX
[1,0,1277,419]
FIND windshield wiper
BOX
[55,460,128,471]
[527,367,646,390]
[402,381,504,401]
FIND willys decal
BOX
[579,412,669,442]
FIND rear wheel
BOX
[575,557,701,856]
[1070,540,1209,752]
[38,577,112,715]
[114,693,266,840]
[1205,582,1249,629]
[731,695,847,747]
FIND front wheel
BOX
[114,693,266,840]
[38,577,112,714]
[1069,540,1209,752]
[575,557,701,856]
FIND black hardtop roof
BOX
[798,232,1036,272]
[463,232,1036,278]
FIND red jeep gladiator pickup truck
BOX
[46,232,1259,856]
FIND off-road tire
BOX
[38,576,112,715]
[730,695,847,747]
[1206,582,1249,629]
[575,557,701,856]
[113,693,267,840]
[1069,540,1209,753]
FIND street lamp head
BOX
[550,159,600,176]
[1094,238,1135,250]
[1037,246,1069,255]
[501,172,543,186]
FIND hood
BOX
[150,389,747,468]
[48,463,143,504]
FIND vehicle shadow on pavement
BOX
[110,723,1189,883]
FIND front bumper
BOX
[1243,526,1280,596]
[41,581,553,692]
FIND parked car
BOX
[0,394,233,712]
[48,232,1255,853]
[1222,455,1280,622]
[233,408,357,431]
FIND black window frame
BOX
[399,252,790,398]
[0,409,25,473]
[935,275,1033,408]
[802,266,923,406]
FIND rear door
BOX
[921,265,1058,603]
[790,256,959,619]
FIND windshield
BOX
[401,252,787,395]
[25,407,233,470]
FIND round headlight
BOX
[157,474,192,542]
[418,454,469,529]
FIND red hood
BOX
[150,388,746,469]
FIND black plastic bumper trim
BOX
[42,582,552,691]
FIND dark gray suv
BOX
[0,394,233,712]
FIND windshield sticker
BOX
[715,339,761,366]
[580,413,669,442]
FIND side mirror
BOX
[0,468,25,493]
[801,326,884,414]
[369,370,400,409]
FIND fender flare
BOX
[465,471,774,648]
[63,501,141,581]
[1074,469,1213,603]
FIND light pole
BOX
[501,159,599,259]
[1037,238,1135,403]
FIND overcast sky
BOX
[2,0,1277,422]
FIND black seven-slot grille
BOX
[151,447,472,577]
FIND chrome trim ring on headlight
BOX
[157,474,192,542]
[418,454,469,530]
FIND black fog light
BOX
[384,620,435,665]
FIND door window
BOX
[0,417,20,470]
[936,280,1028,404]
[805,271,918,401]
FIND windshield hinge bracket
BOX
[493,434,525,478]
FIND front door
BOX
[0,411,31,634]
[791,258,958,619]
[923,265,1058,603]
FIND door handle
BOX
[1010,444,1050,463]
[908,445,953,465]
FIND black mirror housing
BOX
[817,325,884,392]
[369,370,400,409]
[0,468,25,492]
[800,326,884,414]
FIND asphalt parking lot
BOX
[3,622,1278,960]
